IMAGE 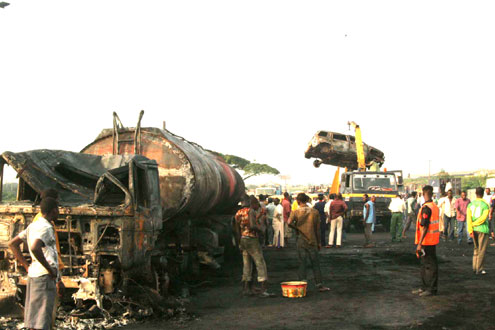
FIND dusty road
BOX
[126,230,495,330]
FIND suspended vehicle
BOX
[305,121,403,231]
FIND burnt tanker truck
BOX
[0,111,245,311]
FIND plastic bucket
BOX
[281,281,307,298]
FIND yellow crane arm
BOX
[348,121,366,171]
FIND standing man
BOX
[484,188,492,206]
[437,192,446,237]
[454,191,471,244]
[282,192,292,245]
[324,194,335,247]
[418,193,425,208]
[234,196,272,297]
[363,194,376,248]
[483,188,494,239]
[313,194,327,247]
[328,193,348,248]
[34,189,65,329]
[324,194,335,222]
[265,198,276,247]
[413,185,440,297]
[467,187,491,275]
[272,198,285,248]
[439,190,456,241]
[402,192,418,239]
[288,193,330,292]
[258,195,268,248]
[389,194,406,242]
[8,197,64,330]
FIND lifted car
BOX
[305,130,385,171]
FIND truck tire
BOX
[351,217,364,233]
[381,216,391,232]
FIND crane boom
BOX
[347,121,366,171]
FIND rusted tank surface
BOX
[81,126,245,220]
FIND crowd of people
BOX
[233,192,331,297]
[6,185,493,329]
[389,187,495,248]
[234,185,495,298]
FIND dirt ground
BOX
[125,229,495,330]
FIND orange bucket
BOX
[281,281,307,298]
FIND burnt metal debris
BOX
[0,111,245,326]
[304,130,385,170]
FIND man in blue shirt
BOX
[362,194,376,248]
[313,194,327,247]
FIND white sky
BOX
[1,1,494,185]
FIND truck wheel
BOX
[343,218,351,233]
[352,218,364,233]
[381,216,391,232]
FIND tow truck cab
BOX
[340,170,403,231]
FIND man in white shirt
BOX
[418,194,425,207]
[324,194,334,218]
[324,194,335,246]
[265,198,276,247]
[272,198,285,248]
[402,192,418,238]
[438,190,456,241]
[388,194,406,242]
[483,188,492,206]
[8,197,63,330]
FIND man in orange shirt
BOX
[413,185,440,297]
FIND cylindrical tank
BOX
[81,127,245,220]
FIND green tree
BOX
[213,152,280,180]
[243,163,280,180]
[222,155,250,169]
[2,182,17,201]
[462,175,488,190]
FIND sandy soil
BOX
[124,229,495,330]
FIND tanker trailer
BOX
[81,112,246,271]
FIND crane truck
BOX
[305,122,403,231]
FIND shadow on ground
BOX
[124,231,495,330]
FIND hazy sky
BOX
[1,1,494,185]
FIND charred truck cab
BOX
[0,150,165,309]
[0,112,246,314]
[340,170,403,231]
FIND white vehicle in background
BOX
[255,187,277,197]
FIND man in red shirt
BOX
[282,192,292,245]
[328,194,348,248]
[234,196,272,297]
[454,191,471,244]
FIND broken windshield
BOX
[352,174,397,192]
